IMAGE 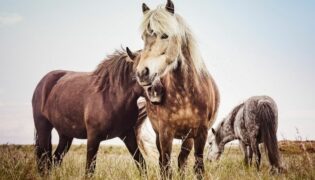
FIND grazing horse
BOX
[131,0,220,178]
[32,49,147,175]
[207,96,283,173]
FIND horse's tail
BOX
[257,99,281,169]
[135,99,159,160]
[34,128,39,154]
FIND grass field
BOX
[0,141,314,180]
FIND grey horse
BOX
[207,96,283,173]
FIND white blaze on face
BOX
[137,55,167,79]
[138,33,181,83]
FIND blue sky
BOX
[0,0,314,144]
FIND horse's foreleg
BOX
[193,127,208,180]
[155,133,164,171]
[248,146,253,166]
[86,136,100,176]
[53,134,73,166]
[158,127,174,179]
[250,140,261,171]
[178,137,193,174]
[240,141,249,166]
[120,129,147,176]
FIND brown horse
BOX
[132,0,220,179]
[32,49,147,175]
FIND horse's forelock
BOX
[140,6,180,36]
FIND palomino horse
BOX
[207,96,283,173]
[32,49,147,175]
[132,0,220,178]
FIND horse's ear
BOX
[211,128,216,135]
[165,0,175,14]
[126,47,136,61]
[142,3,150,14]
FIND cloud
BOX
[0,13,23,25]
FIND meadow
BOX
[0,141,314,180]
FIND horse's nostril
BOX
[143,67,149,76]
[136,72,141,78]
[137,67,150,81]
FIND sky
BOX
[0,0,314,145]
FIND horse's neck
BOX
[97,73,141,103]
[182,46,202,77]
[220,118,237,144]
[165,47,203,91]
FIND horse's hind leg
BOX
[120,129,147,175]
[178,137,193,173]
[250,140,261,170]
[53,134,73,166]
[193,127,208,180]
[34,116,53,174]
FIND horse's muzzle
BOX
[144,79,164,104]
[136,68,158,87]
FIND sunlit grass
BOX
[0,141,314,180]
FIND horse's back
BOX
[241,96,278,142]
[33,70,94,138]
[32,70,70,118]
[248,96,277,108]
[245,95,278,124]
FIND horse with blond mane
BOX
[129,0,220,178]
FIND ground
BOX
[0,141,314,180]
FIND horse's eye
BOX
[148,28,154,34]
[209,142,212,146]
[161,34,169,39]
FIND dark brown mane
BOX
[93,49,135,91]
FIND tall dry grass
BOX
[0,141,314,180]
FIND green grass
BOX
[0,141,314,180]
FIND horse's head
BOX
[135,0,184,86]
[127,47,165,103]
[125,47,145,94]
[207,128,223,162]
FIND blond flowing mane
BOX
[140,6,207,75]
